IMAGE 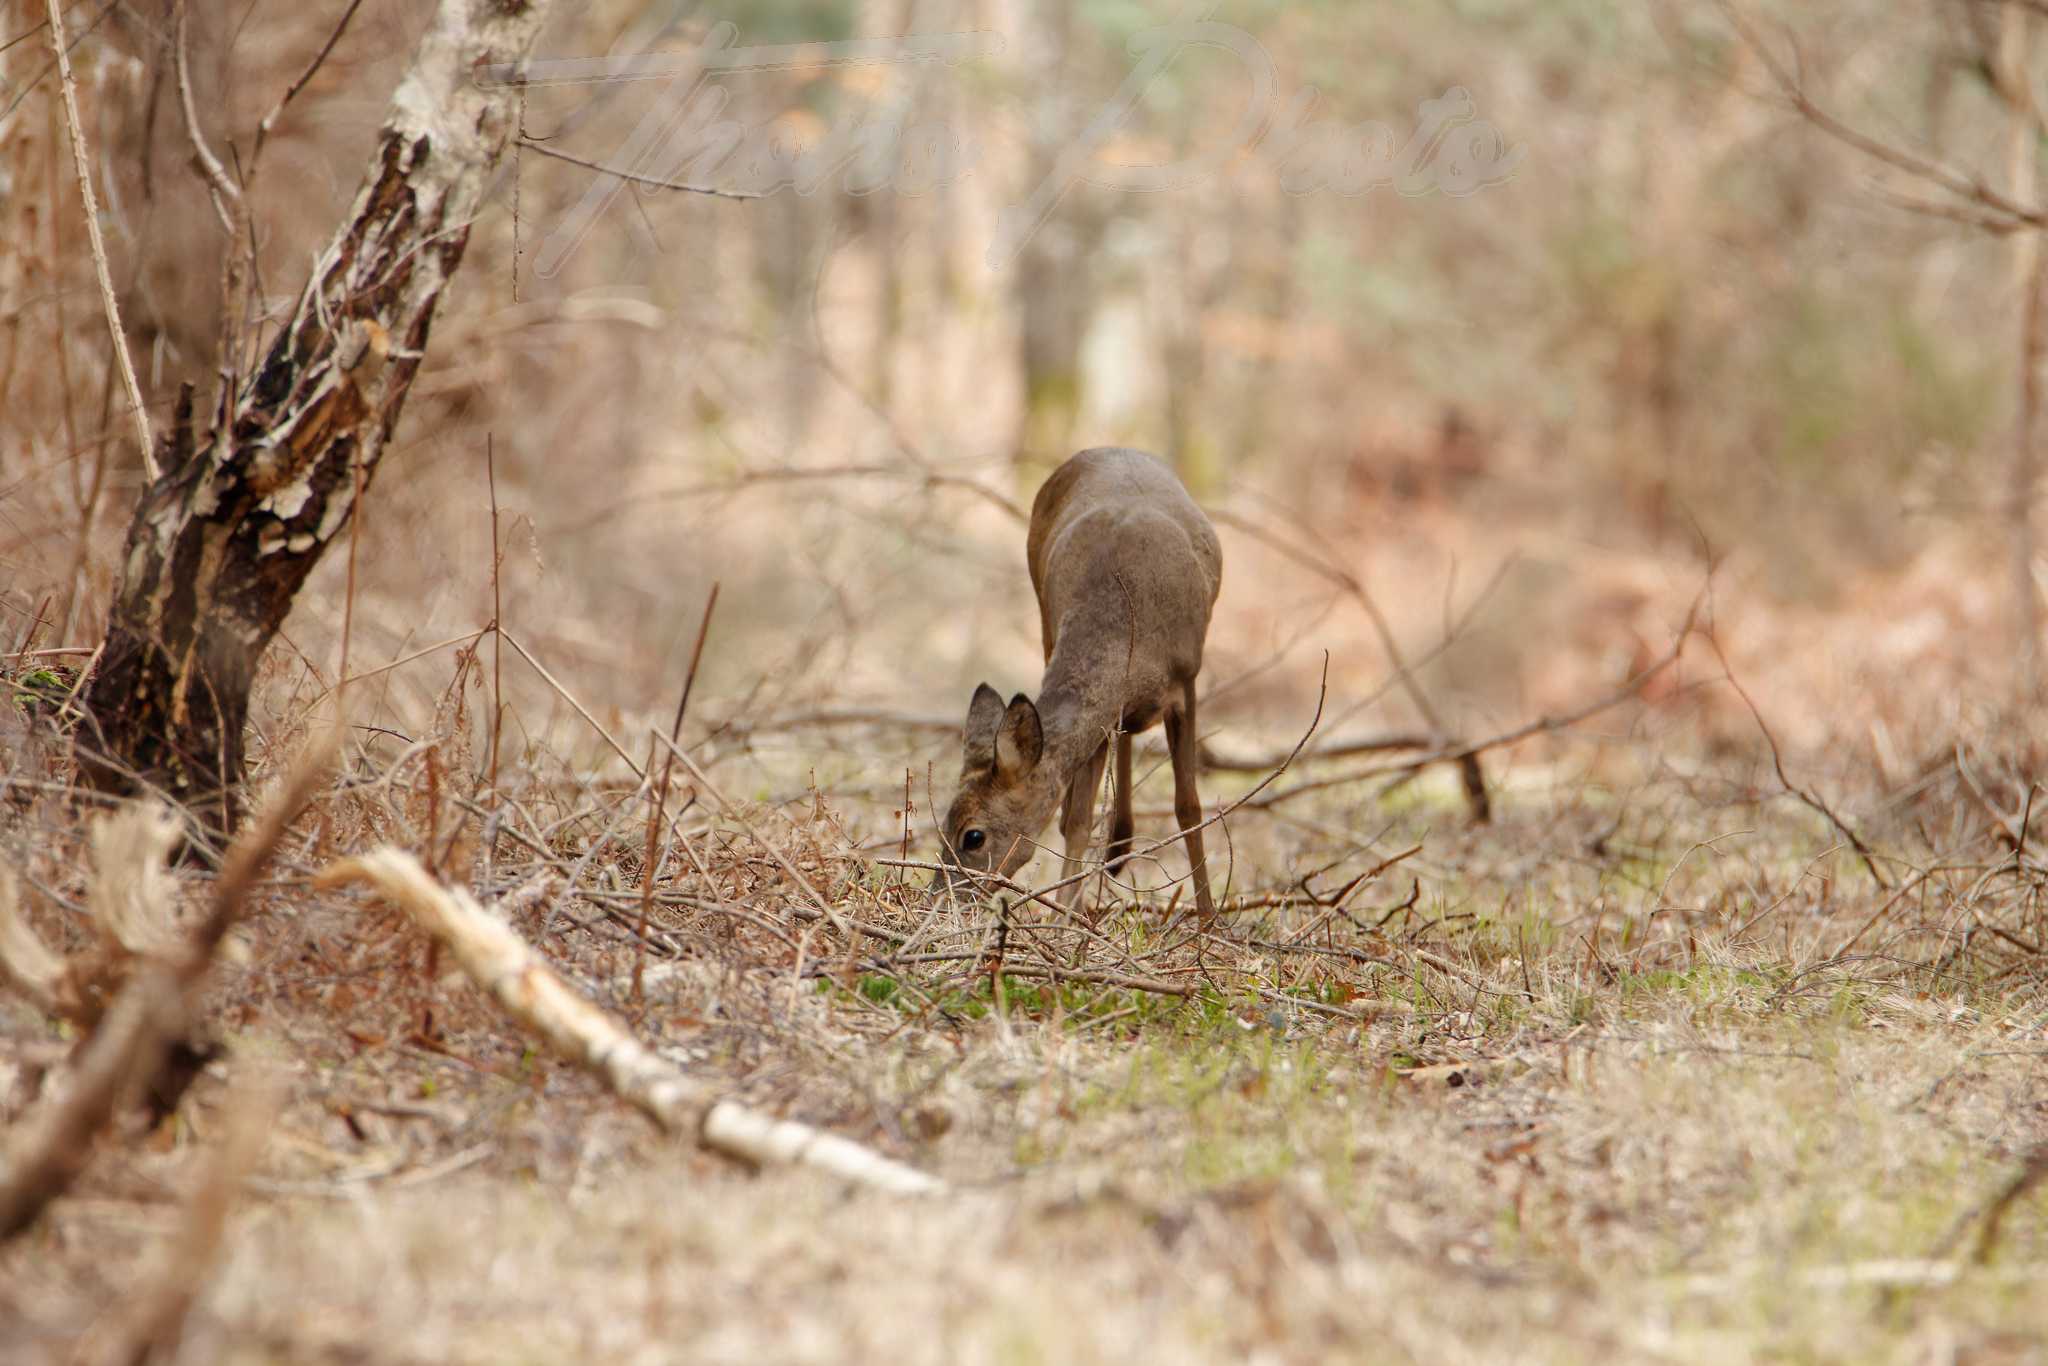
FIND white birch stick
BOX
[320,849,944,1196]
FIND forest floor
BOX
[2,709,2046,1365]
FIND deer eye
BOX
[960,829,986,853]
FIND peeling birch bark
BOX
[321,850,947,1196]
[80,0,555,827]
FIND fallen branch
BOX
[0,976,177,1240]
[0,739,331,1242]
[319,848,943,1195]
[983,961,1199,998]
[573,461,1029,537]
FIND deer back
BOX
[1026,448,1222,723]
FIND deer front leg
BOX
[1164,683,1216,919]
[1104,730,1135,873]
[1057,740,1111,913]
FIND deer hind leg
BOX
[1104,730,1135,874]
[1057,739,1111,914]
[1164,682,1217,920]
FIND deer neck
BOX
[1033,627,1131,779]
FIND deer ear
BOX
[995,694,1043,776]
[962,683,1005,773]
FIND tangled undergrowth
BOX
[1,649,2046,1363]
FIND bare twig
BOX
[1870,183,2027,236]
[638,584,718,999]
[517,136,762,199]
[0,0,114,128]
[800,308,1031,526]
[194,732,338,961]
[174,3,240,232]
[45,0,154,477]
[655,731,857,938]
[1200,730,1438,774]
[299,629,488,714]
[174,2,259,438]
[574,461,1028,535]
[1252,595,1702,811]
[1716,0,2048,232]
[253,0,368,161]
[499,629,645,778]
[707,708,958,745]
[1706,631,1890,888]
[962,960,1198,999]
[1210,507,1489,819]
[487,436,505,792]
[2,645,97,661]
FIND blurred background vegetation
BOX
[2,0,2040,800]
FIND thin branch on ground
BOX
[319,848,944,1194]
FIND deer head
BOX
[932,683,1063,896]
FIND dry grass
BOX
[1,690,2045,1361]
[5,0,2048,1359]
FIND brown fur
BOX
[936,448,1222,917]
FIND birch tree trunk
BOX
[79,0,554,828]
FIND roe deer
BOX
[935,447,1222,918]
